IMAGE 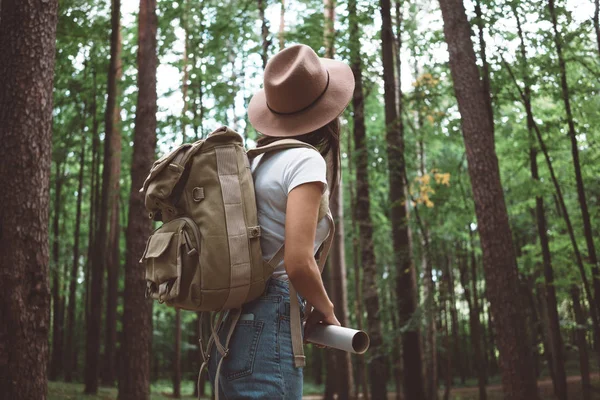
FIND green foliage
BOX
[50,0,599,393]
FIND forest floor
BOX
[48,374,600,399]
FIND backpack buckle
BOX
[248,226,261,238]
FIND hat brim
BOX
[248,58,355,137]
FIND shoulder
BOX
[280,147,325,166]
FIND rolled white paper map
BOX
[304,324,370,354]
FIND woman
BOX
[208,44,355,399]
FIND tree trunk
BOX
[102,18,123,387]
[441,257,452,400]
[381,0,424,398]
[502,26,600,368]
[438,0,539,398]
[85,69,100,338]
[65,111,87,383]
[258,0,270,70]
[346,114,369,400]
[118,0,157,398]
[326,184,354,399]
[515,7,567,394]
[548,0,600,314]
[85,0,121,393]
[0,0,58,397]
[321,2,353,398]
[416,141,437,400]
[180,0,189,143]
[50,162,65,381]
[324,0,335,58]
[571,286,591,400]
[349,1,386,399]
[279,0,285,50]
[457,248,487,400]
[173,309,181,398]
[473,0,493,129]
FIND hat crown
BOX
[263,45,329,115]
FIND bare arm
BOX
[284,181,339,327]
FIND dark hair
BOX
[256,117,341,196]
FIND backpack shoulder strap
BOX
[246,139,318,160]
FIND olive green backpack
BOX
[139,126,333,398]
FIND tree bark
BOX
[381,0,424,398]
[180,0,190,143]
[0,0,58,397]
[548,0,600,314]
[50,161,65,381]
[118,0,157,398]
[65,110,87,383]
[438,0,539,398]
[102,18,123,387]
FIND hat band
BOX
[266,70,330,116]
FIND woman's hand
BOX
[303,305,341,347]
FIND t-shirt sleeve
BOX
[283,148,328,195]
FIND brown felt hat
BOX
[248,44,355,137]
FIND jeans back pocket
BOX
[223,320,264,381]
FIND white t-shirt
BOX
[251,147,330,280]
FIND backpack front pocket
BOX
[142,218,200,304]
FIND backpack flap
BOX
[142,229,182,302]
[140,141,203,221]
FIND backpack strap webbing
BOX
[246,138,319,160]
[197,309,242,400]
[289,210,335,368]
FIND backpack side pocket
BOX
[142,228,183,303]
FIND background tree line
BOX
[0,0,599,399]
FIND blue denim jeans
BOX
[208,278,305,399]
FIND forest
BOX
[0,0,599,399]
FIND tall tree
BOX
[102,24,123,387]
[381,0,425,398]
[180,0,190,143]
[512,5,567,398]
[437,0,539,398]
[118,0,158,397]
[85,0,121,392]
[349,1,385,399]
[321,2,353,398]
[65,113,87,382]
[0,0,58,398]
[50,160,66,381]
[547,0,600,313]
[457,244,487,400]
